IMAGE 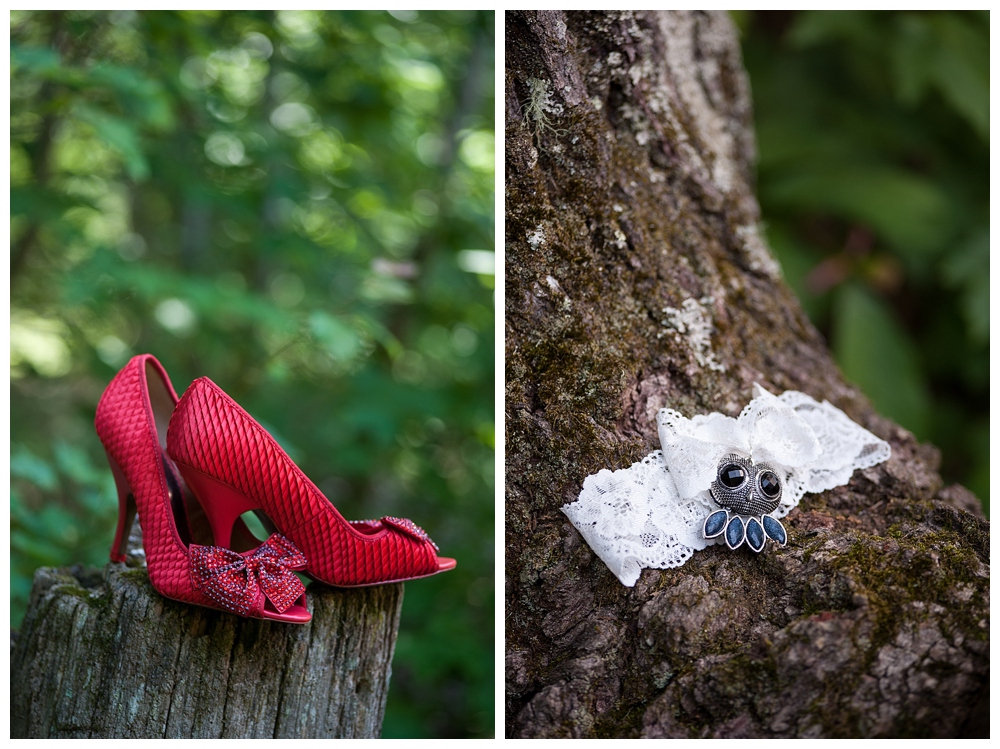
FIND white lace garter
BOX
[562,384,891,586]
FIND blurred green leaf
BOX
[832,284,930,438]
[789,10,879,49]
[11,447,59,491]
[11,44,64,76]
[74,104,150,181]
[359,273,415,304]
[54,441,107,486]
[88,64,176,131]
[942,230,989,343]
[11,185,94,223]
[890,15,934,105]
[308,310,362,362]
[929,14,989,140]
[764,166,952,255]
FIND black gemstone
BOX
[720,464,747,488]
[759,470,781,498]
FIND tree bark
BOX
[505,10,988,739]
[11,539,402,738]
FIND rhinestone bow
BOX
[382,516,438,550]
[190,534,307,617]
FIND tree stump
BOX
[505,10,989,738]
[11,546,403,738]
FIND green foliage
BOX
[737,10,988,513]
[832,283,929,436]
[10,9,493,737]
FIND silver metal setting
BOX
[709,453,753,507]
[710,454,781,516]
[707,456,787,552]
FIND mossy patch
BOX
[835,527,987,652]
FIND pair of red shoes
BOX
[95,354,455,624]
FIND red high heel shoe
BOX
[95,355,311,623]
[165,375,457,587]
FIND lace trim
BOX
[562,384,890,586]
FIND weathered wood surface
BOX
[11,552,403,738]
[505,10,989,738]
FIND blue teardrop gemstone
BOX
[746,518,765,552]
[704,510,728,538]
[762,515,787,546]
[725,516,745,549]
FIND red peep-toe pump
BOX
[165,375,457,588]
[95,354,311,623]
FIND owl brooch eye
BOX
[704,454,787,552]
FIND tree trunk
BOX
[10,528,403,738]
[505,10,988,739]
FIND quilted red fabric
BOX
[94,355,220,610]
[166,376,448,587]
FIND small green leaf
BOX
[10,186,92,223]
[890,14,934,105]
[942,230,989,343]
[87,64,176,130]
[359,274,414,304]
[308,310,361,361]
[74,104,150,180]
[833,283,931,438]
[788,10,879,49]
[10,45,62,76]
[11,447,58,491]
[54,441,106,486]
[930,15,989,139]
[764,166,952,255]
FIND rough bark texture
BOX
[505,10,988,739]
[11,532,403,738]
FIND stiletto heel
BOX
[96,355,312,623]
[167,376,457,587]
[173,462,257,550]
[107,454,136,564]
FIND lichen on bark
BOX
[505,10,988,738]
